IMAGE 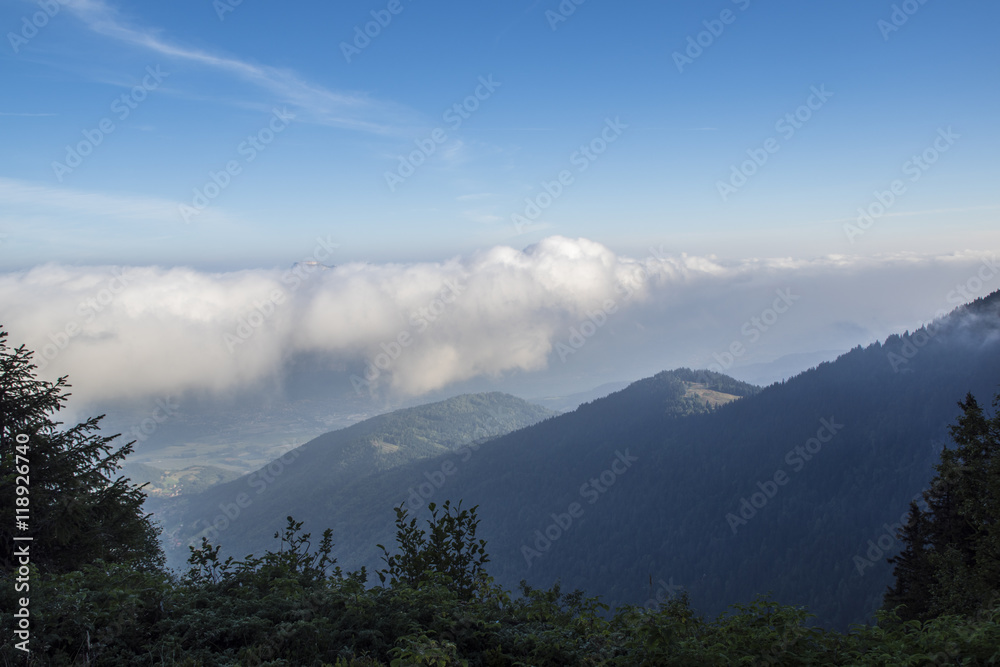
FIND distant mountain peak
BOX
[291,260,333,271]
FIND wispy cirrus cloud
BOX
[61,0,414,135]
[0,176,230,226]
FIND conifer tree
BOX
[885,391,1000,620]
[884,501,933,619]
[0,327,163,574]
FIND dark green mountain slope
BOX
[414,290,1000,630]
[164,292,1000,631]
[158,392,556,566]
[162,370,753,572]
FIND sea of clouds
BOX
[0,236,994,408]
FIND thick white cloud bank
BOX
[0,236,996,406]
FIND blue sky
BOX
[2,0,998,270]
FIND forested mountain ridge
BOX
[165,291,1000,631]
[454,289,1000,629]
[155,392,556,566]
[161,373,751,570]
[571,366,759,415]
[4,297,1000,663]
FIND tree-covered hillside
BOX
[434,291,1000,629]
[171,291,1000,631]
[3,320,1000,664]
[158,392,557,569]
[163,369,753,572]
